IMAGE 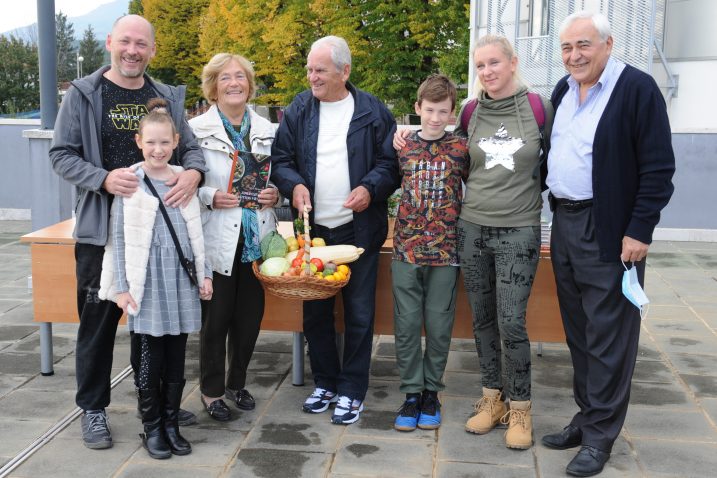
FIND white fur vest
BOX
[98,164,206,315]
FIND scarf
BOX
[218,108,261,263]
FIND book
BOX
[227,150,271,209]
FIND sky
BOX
[0,0,115,34]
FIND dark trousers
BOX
[74,243,123,411]
[136,333,188,389]
[551,205,644,453]
[200,241,264,397]
[304,222,380,402]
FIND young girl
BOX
[99,98,213,459]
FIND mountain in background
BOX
[2,0,127,42]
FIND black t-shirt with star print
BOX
[100,76,154,170]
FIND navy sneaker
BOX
[394,394,421,432]
[331,395,364,425]
[81,409,113,449]
[302,387,338,413]
[417,390,441,430]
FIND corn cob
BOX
[285,245,365,265]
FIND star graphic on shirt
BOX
[478,124,525,172]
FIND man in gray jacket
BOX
[49,14,206,449]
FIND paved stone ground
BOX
[1,220,717,477]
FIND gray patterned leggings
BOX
[457,219,540,401]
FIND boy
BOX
[392,74,469,431]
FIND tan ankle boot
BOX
[465,387,507,434]
[502,400,533,449]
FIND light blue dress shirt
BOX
[547,56,626,200]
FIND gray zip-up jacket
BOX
[49,66,207,246]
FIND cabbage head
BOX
[260,231,288,260]
[259,257,290,276]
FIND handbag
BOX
[142,175,200,288]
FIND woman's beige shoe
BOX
[465,387,507,434]
[501,400,533,449]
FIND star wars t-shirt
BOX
[101,76,154,170]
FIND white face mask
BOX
[621,261,649,319]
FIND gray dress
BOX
[112,178,202,337]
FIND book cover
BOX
[227,150,271,209]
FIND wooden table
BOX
[21,219,564,381]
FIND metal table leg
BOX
[292,332,305,386]
[39,322,54,376]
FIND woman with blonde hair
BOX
[189,53,280,421]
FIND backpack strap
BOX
[459,98,478,132]
[526,91,548,187]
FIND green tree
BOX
[143,0,210,106]
[0,35,40,115]
[79,25,105,75]
[55,12,77,83]
[128,0,144,15]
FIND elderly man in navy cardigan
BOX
[540,11,675,477]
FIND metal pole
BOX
[37,0,57,130]
[291,332,305,386]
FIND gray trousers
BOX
[551,205,643,453]
[457,219,540,401]
[391,260,459,394]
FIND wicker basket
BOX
[252,205,351,300]
[252,261,350,300]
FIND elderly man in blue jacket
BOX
[541,11,675,477]
[271,35,400,425]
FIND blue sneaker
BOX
[417,390,441,429]
[394,394,421,432]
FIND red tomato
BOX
[291,257,304,268]
[310,258,324,272]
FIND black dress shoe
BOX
[542,425,582,450]
[201,397,232,421]
[226,388,256,411]
[566,445,610,477]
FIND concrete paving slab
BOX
[0,417,54,458]
[531,386,577,418]
[631,438,717,478]
[369,356,400,380]
[9,436,138,478]
[644,317,715,336]
[629,380,695,408]
[230,448,332,478]
[125,427,246,468]
[445,350,480,373]
[0,388,76,421]
[666,352,717,376]
[534,445,642,478]
[624,407,717,441]
[116,463,225,478]
[636,340,664,362]
[442,371,483,399]
[343,407,436,440]
[680,374,717,399]
[632,359,677,384]
[253,331,294,354]
[363,378,411,411]
[532,364,573,389]
[0,325,35,342]
[436,462,536,478]
[242,412,345,453]
[246,350,292,375]
[651,333,717,356]
[332,436,434,477]
[437,396,534,467]
[0,303,34,324]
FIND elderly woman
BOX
[189,53,279,421]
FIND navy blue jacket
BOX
[270,82,400,252]
[551,65,675,262]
